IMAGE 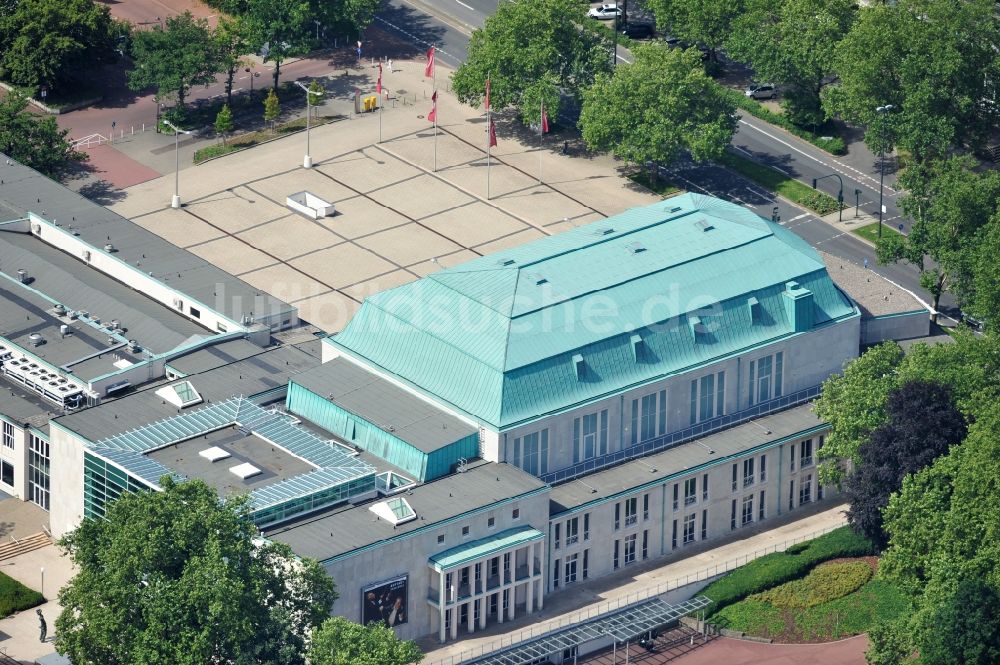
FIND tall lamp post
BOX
[876,104,895,238]
[162,119,192,209]
[811,173,844,222]
[294,81,313,168]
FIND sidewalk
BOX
[419,503,849,665]
[0,544,75,663]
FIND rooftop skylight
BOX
[155,380,203,408]
[369,496,417,525]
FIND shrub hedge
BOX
[751,560,873,609]
[0,571,44,618]
[702,526,874,617]
[717,152,843,215]
[718,87,847,156]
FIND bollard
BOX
[142,123,145,132]
[131,126,134,135]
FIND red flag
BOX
[377,62,382,94]
[488,119,497,147]
[428,90,438,123]
[485,78,491,112]
[424,46,436,78]
[541,104,550,134]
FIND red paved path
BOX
[79,143,163,189]
[670,635,869,665]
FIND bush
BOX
[0,571,44,618]
[718,87,847,156]
[702,526,874,617]
[751,561,873,609]
[716,152,843,215]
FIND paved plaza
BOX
[112,58,661,332]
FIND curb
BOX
[395,0,477,36]
[0,80,101,115]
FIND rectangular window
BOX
[553,523,560,549]
[759,490,766,521]
[775,351,783,396]
[731,463,738,492]
[565,553,578,585]
[27,434,49,511]
[643,493,650,520]
[741,495,754,526]
[800,474,813,505]
[437,534,445,544]
[584,513,590,541]
[672,519,677,549]
[513,508,520,520]
[716,371,725,416]
[684,478,697,506]
[689,379,698,425]
[658,389,667,436]
[1,460,12,486]
[730,499,737,530]
[699,374,714,422]
[642,530,648,559]
[789,480,795,511]
[615,502,621,530]
[583,549,589,579]
[624,534,637,564]
[566,517,579,546]
[189,306,201,318]
[743,458,755,488]
[672,483,679,511]
[683,514,696,544]
[790,444,796,471]
[701,508,708,540]
[462,525,470,537]
[624,497,638,526]
[516,429,549,476]
[641,393,657,442]
[760,454,767,483]
[631,398,639,446]
[691,368,726,423]
[757,355,772,402]
[702,473,709,501]
[553,559,560,589]
[801,439,814,468]
[2,422,13,449]
[574,411,608,463]
[750,352,783,405]
[488,517,495,529]
[613,540,620,569]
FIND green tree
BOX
[918,579,1000,665]
[306,0,380,43]
[726,0,854,127]
[452,0,611,123]
[264,87,281,131]
[0,93,86,179]
[244,0,310,89]
[876,156,1000,321]
[0,0,118,93]
[215,104,234,144]
[308,80,324,119]
[647,0,743,65]
[308,616,424,665]
[579,44,736,179]
[214,16,253,109]
[824,0,1000,163]
[128,11,223,113]
[970,215,1000,332]
[55,477,337,665]
[865,618,913,665]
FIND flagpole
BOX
[379,92,383,144]
[433,51,438,172]
[538,99,543,185]
[486,74,491,200]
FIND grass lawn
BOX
[0,570,44,619]
[717,152,843,216]
[628,170,682,198]
[852,221,902,245]
[711,558,910,643]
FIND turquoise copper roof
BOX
[429,525,545,571]
[326,194,858,429]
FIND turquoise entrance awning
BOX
[430,525,544,571]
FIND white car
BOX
[588,4,622,20]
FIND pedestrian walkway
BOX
[0,544,75,663]
[420,503,848,665]
[669,634,868,665]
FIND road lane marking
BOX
[375,14,462,63]
[452,0,475,10]
[788,213,809,222]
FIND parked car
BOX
[745,83,778,100]
[621,22,655,38]
[588,4,622,20]
[663,34,682,47]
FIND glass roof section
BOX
[87,396,376,513]
[154,380,203,408]
[465,596,712,665]
[369,496,417,525]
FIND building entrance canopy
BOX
[429,526,545,572]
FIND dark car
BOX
[622,22,655,38]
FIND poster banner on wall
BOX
[361,575,409,627]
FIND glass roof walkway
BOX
[464,595,712,665]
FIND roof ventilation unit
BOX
[104,243,116,253]
[573,353,585,380]
[498,258,516,266]
[696,219,715,232]
[172,297,183,310]
[229,462,262,480]
[630,334,643,362]
[81,249,91,262]
[626,241,647,255]
[28,333,44,347]
[16,268,28,283]
[52,303,66,316]
[594,227,615,236]
[199,446,231,462]
[127,340,141,353]
[30,223,40,234]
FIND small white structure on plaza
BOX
[286,191,335,219]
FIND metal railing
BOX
[541,386,821,486]
[425,522,844,665]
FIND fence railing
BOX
[425,522,843,665]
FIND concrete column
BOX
[478,596,487,629]
[438,569,447,643]
[497,592,504,625]
[526,545,535,612]
[450,607,458,640]
[508,588,516,621]
[536,543,545,611]
[466,600,475,633]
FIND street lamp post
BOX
[876,104,896,238]
[162,120,192,209]
[811,173,844,222]
[294,81,313,168]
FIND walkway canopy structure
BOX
[464,595,712,665]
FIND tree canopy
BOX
[55,477,337,665]
[845,380,966,549]
[452,0,610,123]
[0,93,86,179]
[128,11,222,112]
[647,0,743,62]
[0,0,119,93]
[727,0,854,126]
[243,0,311,89]
[308,617,424,665]
[823,0,1000,163]
[579,44,737,173]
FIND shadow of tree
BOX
[78,180,127,205]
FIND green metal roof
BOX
[328,194,858,429]
[429,525,545,571]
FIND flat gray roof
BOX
[292,357,477,453]
[0,154,293,325]
[0,377,59,430]
[147,427,316,496]
[165,338,270,375]
[549,403,825,514]
[265,460,548,562]
[54,343,321,443]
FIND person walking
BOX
[37,609,46,643]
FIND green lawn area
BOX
[628,170,682,198]
[852,221,903,245]
[0,570,44,619]
[717,152,843,216]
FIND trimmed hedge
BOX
[751,560,873,609]
[0,571,44,618]
[719,87,847,156]
[717,152,843,215]
[702,526,874,617]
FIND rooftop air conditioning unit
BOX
[82,250,91,262]
[104,243,116,253]
[30,223,40,234]
[173,297,183,309]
